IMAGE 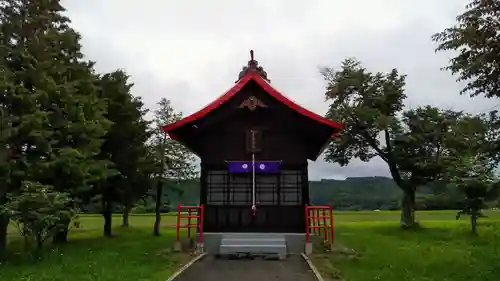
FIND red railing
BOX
[305,204,334,244]
[176,204,204,244]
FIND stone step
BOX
[219,244,287,255]
[218,233,287,257]
[221,238,285,244]
[219,232,287,238]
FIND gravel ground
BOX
[173,254,318,281]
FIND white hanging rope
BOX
[252,153,256,216]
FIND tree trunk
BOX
[122,205,131,227]
[103,199,113,237]
[36,233,43,250]
[52,220,69,244]
[471,209,478,234]
[0,214,9,261]
[153,180,163,236]
[154,133,167,236]
[400,187,417,228]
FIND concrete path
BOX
[173,255,318,281]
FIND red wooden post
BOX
[176,203,181,242]
[187,207,192,238]
[329,204,334,243]
[315,209,319,234]
[311,208,314,234]
[305,204,310,243]
[322,207,327,241]
[199,204,204,244]
[309,209,316,234]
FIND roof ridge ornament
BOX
[236,50,271,83]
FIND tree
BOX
[447,155,499,234]
[0,103,14,261]
[432,0,500,99]
[433,1,500,216]
[0,0,50,255]
[3,182,78,255]
[321,58,464,228]
[444,113,500,234]
[150,98,197,236]
[95,70,153,232]
[0,0,113,246]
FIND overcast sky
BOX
[61,0,493,180]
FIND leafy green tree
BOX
[95,70,154,231]
[3,182,78,254]
[0,0,41,256]
[0,0,50,255]
[444,113,500,234]
[0,0,113,246]
[447,155,498,234]
[391,106,467,224]
[433,1,500,193]
[150,98,197,236]
[0,106,14,260]
[321,59,466,228]
[432,0,500,99]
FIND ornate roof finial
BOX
[236,50,270,83]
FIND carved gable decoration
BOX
[238,96,267,111]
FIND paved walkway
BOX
[174,255,318,281]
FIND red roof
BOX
[162,71,344,135]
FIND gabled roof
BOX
[162,71,344,135]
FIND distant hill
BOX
[310,177,401,210]
[143,176,467,212]
[85,176,473,213]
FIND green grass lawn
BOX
[313,210,500,281]
[0,214,191,281]
[1,210,500,281]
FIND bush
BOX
[3,182,78,254]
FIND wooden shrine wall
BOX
[194,81,312,166]
[189,81,316,232]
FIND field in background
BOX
[2,210,500,281]
[333,209,500,223]
[313,209,500,281]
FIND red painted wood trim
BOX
[161,71,344,135]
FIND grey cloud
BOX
[61,0,484,180]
